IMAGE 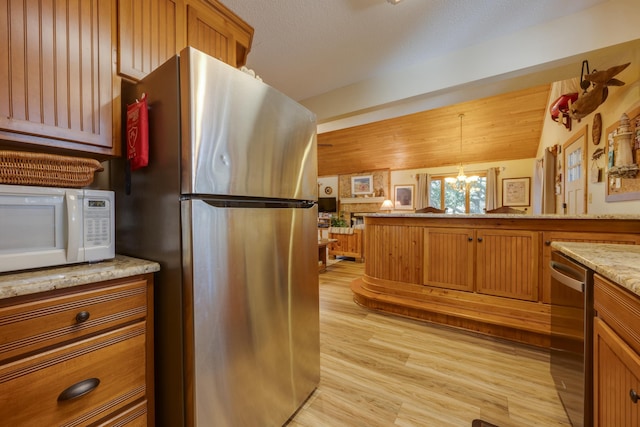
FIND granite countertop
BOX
[551,242,640,297]
[367,213,640,220]
[0,255,160,300]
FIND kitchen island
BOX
[352,213,640,348]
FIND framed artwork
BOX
[351,175,374,195]
[394,184,414,210]
[502,177,530,207]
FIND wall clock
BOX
[592,113,602,145]
[324,186,333,195]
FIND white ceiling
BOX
[221,0,608,129]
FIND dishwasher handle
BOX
[550,261,585,293]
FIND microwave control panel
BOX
[83,197,112,247]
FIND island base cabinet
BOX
[0,322,147,427]
[594,317,640,427]
[594,274,640,427]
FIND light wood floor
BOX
[288,260,571,427]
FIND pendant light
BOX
[445,114,478,186]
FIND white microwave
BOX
[0,184,115,273]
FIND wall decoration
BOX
[502,177,530,207]
[568,62,630,120]
[592,113,602,145]
[394,184,414,210]
[605,105,640,202]
[351,175,373,195]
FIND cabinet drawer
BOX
[594,274,640,354]
[0,279,147,362]
[93,400,147,427]
[0,322,147,427]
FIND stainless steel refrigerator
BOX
[112,47,320,427]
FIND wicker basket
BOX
[0,150,104,188]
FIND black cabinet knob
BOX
[631,389,639,404]
[468,237,473,242]
[545,240,551,246]
[477,237,483,242]
[75,311,90,323]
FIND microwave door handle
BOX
[65,192,81,262]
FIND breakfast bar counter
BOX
[352,213,640,348]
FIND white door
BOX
[563,129,587,214]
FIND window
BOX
[430,174,486,214]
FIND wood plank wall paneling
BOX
[0,0,112,147]
[317,84,550,176]
[118,0,179,81]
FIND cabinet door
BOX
[476,229,539,301]
[594,317,640,427]
[185,0,253,68]
[118,0,181,81]
[541,232,640,303]
[423,228,474,291]
[0,0,113,155]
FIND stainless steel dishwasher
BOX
[549,251,594,427]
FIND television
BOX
[317,197,337,213]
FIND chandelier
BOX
[445,114,478,187]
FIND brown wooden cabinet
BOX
[594,274,640,427]
[0,0,115,157]
[423,228,538,300]
[423,227,474,291]
[0,274,154,426]
[476,229,538,301]
[117,0,182,81]
[185,0,253,68]
[117,0,253,81]
[329,229,364,262]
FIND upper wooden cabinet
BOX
[0,0,114,157]
[118,0,182,81]
[117,0,253,81]
[185,0,253,67]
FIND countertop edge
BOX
[551,242,640,297]
[0,255,160,300]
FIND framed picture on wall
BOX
[502,177,530,207]
[351,175,374,195]
[394,184,414,210]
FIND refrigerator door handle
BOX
[197,198,315,209]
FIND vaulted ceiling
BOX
[317,84,550,176]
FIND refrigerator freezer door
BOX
[180,47,317,201]
[182,199,320,426]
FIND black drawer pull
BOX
[75,311,90,323]
[468,237,473,242]
[631,389,639,404]
[58,378,100,401]
[545,240,551,246]
[477,237,483,242]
